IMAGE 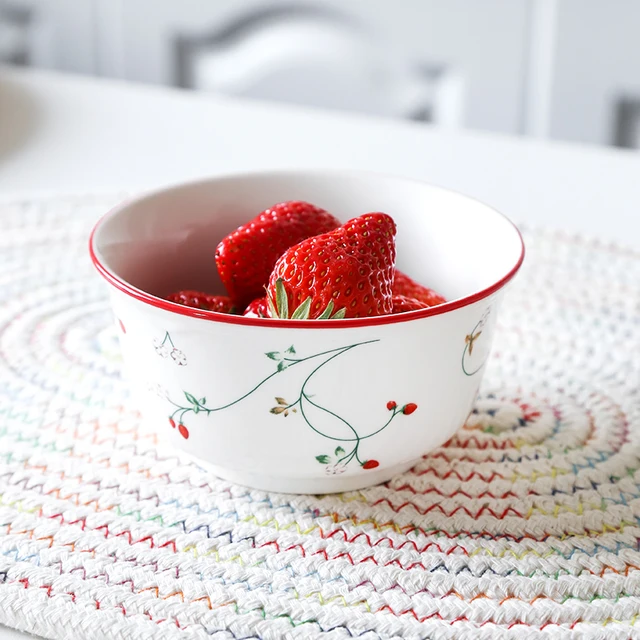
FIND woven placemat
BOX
[0,195,639,640]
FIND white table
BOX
[1,66,639,247]
[0,66,639,640]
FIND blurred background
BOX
[0,0,638,150]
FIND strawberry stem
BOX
[271,279,346,320]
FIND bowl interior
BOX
[92,171,523,306]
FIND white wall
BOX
[528,0,640,146]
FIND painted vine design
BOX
[462,308,491,376]
[163,338,418,473]
[153,331,186,365]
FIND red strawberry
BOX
[403,403,418,415]
[216,201,340,307]
[167,290,236,314]
[362,460,380,469]
[243,297,269,318]
[393,270,446,307]
[391,294,430,314]
[267,213,396,319]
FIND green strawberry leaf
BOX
[315,455,330,464]
[317,300,335,320]
[200,397,206,404]
[335,446,345,457]
[275,278,289,318]
[265,351,281,360]
[285,345,296,354]
[331,307,347,320]
[193,405,200,414]
[277,361,288,372]
[291,297,312,320]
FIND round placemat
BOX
[0,195,639,640]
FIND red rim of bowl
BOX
[89,171,525,329]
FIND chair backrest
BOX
[174,5,464,127]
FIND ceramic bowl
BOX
[90,170,524,493]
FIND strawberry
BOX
[167,290,236,314]
[215,201,340,307]
[393,270,446,306]
[267,213,396,319]
[391,294,430,314]
[243,297,269,318]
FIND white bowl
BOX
[90,170,524,493]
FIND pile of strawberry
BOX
[166,201,446,320]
